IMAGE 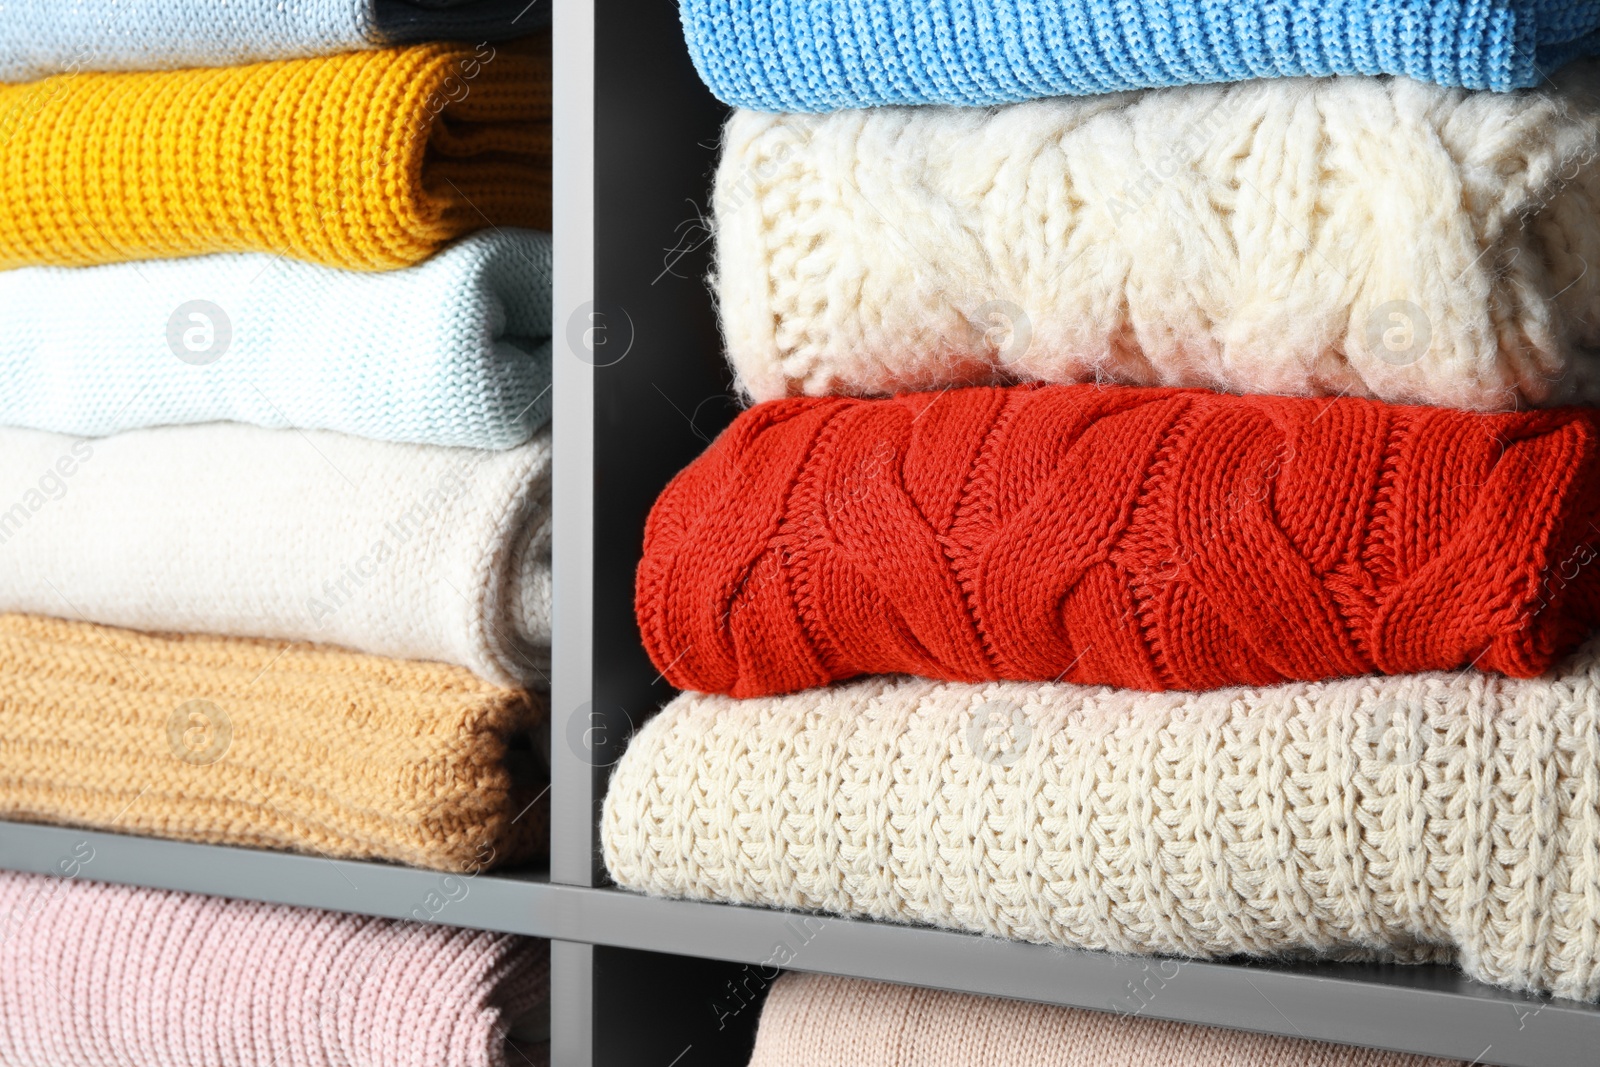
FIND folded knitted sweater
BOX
[0,0,549,81]
[0,230,551,448]
[0,41,548,270]
[0,424,550,688]
[0,614,545,872]
[605,636,1600,1000]
[750,973,1463,1067]
[637,386,1600,696]
[683,0,1600,110]
[718,68,1600,410]
[0,870,546,1067]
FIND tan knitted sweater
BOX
[605,636,1600,999]
[749,972,1464,1067]
[0,613,545,872]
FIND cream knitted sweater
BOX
[750,972,1463,1067]
[717,66,1600,409]
[0,424,550,687]
[605,638,1600,1000]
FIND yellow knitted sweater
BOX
[0,614,547,872]
[0,41,549,269]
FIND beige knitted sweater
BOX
[716,66,1600,410]
[749,972,1464,1067]
[0,613,546,872]
[604,637,1600,999]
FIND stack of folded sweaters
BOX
[603,0,1600,1060]
[0,3,552,1065]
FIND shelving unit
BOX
[1,2,1598,1066]
[5,819,1599,1067]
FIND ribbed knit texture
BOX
[717,67,1600,410]
[750,973,1465,1067]
[0,613,545,872]
[681,0,1600,110]
[637,386,1600,696]
[0,870,547,1067]
[605,636,1600,1000]
[0,41,549,270]
[0,229,552,448]
[0,425,551,688]
[0,0,549,81]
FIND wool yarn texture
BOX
[0,424,551,688]
[637,385,1600,697]
[682,0,1600,110]
[0,870,547,1067]
[717,67,1600,411]
[605,636,1600,1000]
[0,229,552,448]
[0,41,548,270]
[749,973,1465,1067]
[0,613,545,872]
[0,0,549,81]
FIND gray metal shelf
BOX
[1,821,1594,1067]
[0,821,557,936]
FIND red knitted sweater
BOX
[637,386,1600,697]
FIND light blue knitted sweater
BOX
[680,0,1600,110]
[0,230,552,450]
[0,0,549,81]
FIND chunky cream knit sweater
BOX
[605,637,1600,1000]
[716,66,1600,409]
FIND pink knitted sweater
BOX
[0,870,547,1067]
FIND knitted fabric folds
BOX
[749,973,1464,1067]
[682,0,1600,110]
[637,386,1600,696]
[0,42,549,270]
[0,870,547,1067]
[717,68,1600,410]
[0,425,551,688]
[604,639,1600,1000]
[0,614,546,872]
[0,230,552,448]
[0,0,549,81]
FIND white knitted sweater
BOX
[0,0,547,81]
[605,641,1600,1000]
[0,230,551,449]
[716,66,1600,410]
[0,424,550,687]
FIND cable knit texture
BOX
[750,973,1465,1067]
[0,870,547,1067]
[681,0,1600,110]
[638,386,1600,696]
[0,41,549,270]
[605,637,1600,1000]
[0,230,552,448]
[0,614,546,872]
[716,67,1600,410]
[0,0,549,81]
[0,425,551,688]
